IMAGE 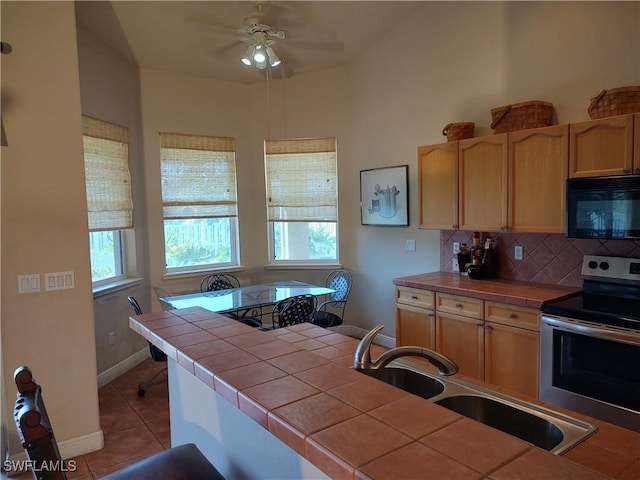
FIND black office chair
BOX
[13,366,224,480]
[310,268,352,328]
[200,274,262,328]
[127,296,168,397]
[271,294,317,329]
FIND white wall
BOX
[1,1,101,459]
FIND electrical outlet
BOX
[514,245,524,261]
[108,332,115,346]
[406,239,416,252]
[452,258,460,272]
[453,242,460,254]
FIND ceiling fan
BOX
[194,1,344,77]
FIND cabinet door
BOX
[418,143,458,229]
[569,114,634,177]
[484,322,539,399]
[436,311,484,380]
[396,304,435,349]
[458,134,508,231]
[508,125,568,233]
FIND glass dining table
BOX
[159,280,335,317]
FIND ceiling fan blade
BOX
[282,38,344,53]
[185,15,245,38]
[210,39,246,56]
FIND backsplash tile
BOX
[441,231,640,288]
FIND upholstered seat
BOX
[310,269,352,328]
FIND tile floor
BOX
[13,358,170,480]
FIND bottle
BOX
[457,243,471,273]
[481,236,496,278]
[472,232,482,265]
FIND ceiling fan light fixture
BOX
[241,45,254,66]
[266,46,281,67]
[253,44,267,63]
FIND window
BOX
[82,116,133,285]
[160,133,239,272]
[265,137,338,264]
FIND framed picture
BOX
[360,165,409,226]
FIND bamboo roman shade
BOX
[82,115,133,231]
[265,137,337,222]
[160,133,238,220]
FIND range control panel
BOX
[582,255,640,282]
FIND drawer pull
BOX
[455,303,463,309]
[509,313,518,319]
[411,295,419,300]
[476,323,484,327]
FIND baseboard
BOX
[97,347,150,388]
[6,430,103,476]
[331,325,396,349]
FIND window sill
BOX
[264,263,343,270]
[93,277,143,298]
[163,266,245,281]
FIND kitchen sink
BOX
[435,395,564,451]
[363,367,445,399]
[358,359,596,454]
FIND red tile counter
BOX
[129,307,638,479]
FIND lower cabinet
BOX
[395,289,541,398]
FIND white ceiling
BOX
[74,1,425,84]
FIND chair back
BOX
[326,269,352,304]
[127,296,143,315]
[200,273,240,292]
[127,296,167,362]
[13,366,67,480]
[273,294,317,328]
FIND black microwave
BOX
[566,175,640,239]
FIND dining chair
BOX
[271,294,317,329]
[310,268,352,328]
[127,296,168,397]
[200,273,240,292]
[13,365,225,480]
[200,273,262,328]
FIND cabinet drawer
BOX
[396,287,434,309]
[485,301,539,331]
[436,293,483,319]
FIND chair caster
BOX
[137,387,145,397]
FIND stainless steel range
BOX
[540,255,640,432]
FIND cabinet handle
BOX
[476,323,484,327]
[509,313,518,319]
[428,313,435,317]
[452,224,458,229]
[635,168,640,174]
[455,303,463,309]
[484,325,492,330]
[623,167,631,173]
[411,295,419,300]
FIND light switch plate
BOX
[406,239,416,252]
[18,274,40,294]
[44,271,75,291]
[514,245,524,261]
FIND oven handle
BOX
[542,315,640,346]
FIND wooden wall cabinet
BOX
[458,134,508,232]
[395,287,435,349]
[508,124,569,233]
[418,143,459,229]
[569,113,636,177]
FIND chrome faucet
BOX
[354,325,458,375]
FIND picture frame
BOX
[360,165,409,226]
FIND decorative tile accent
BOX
[441,231,640,287]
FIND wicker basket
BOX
[490,100,554,133]
[588,86,640,119]
[442,122,475,142]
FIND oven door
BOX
[540,315,640,432]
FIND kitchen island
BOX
[129,304,639,479]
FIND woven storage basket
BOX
[442,122,475,142]
[588,86,640,119]
[490,100,554,133]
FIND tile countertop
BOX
[129,308,640,480]
[393,271,581,308]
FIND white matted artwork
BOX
[360,165,409,226]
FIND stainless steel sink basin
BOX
[363,367,445,399]
[357,359,596,454]
[435,395,564,451]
